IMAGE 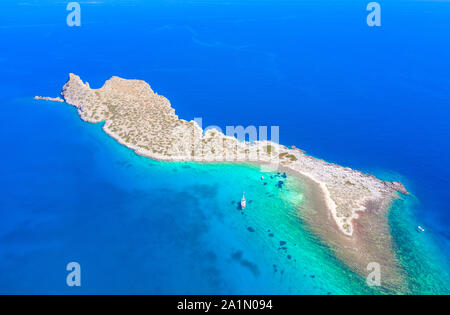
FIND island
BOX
[37,74,409,291]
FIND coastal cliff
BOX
[38,74,409,291]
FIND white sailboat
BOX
[240,192,246,210]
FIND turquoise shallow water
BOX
[388,197,450,294]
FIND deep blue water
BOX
[0,0,449,294]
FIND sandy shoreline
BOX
[280,166,407,292]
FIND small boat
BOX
[240,193,246,210]
[261,176,264,180]
[417,226,425,232]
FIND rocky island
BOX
[37,74,409,291]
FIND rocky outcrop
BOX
[34,96,64,102]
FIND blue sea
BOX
[0,0,449,294]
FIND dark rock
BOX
[385,181,409,194]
